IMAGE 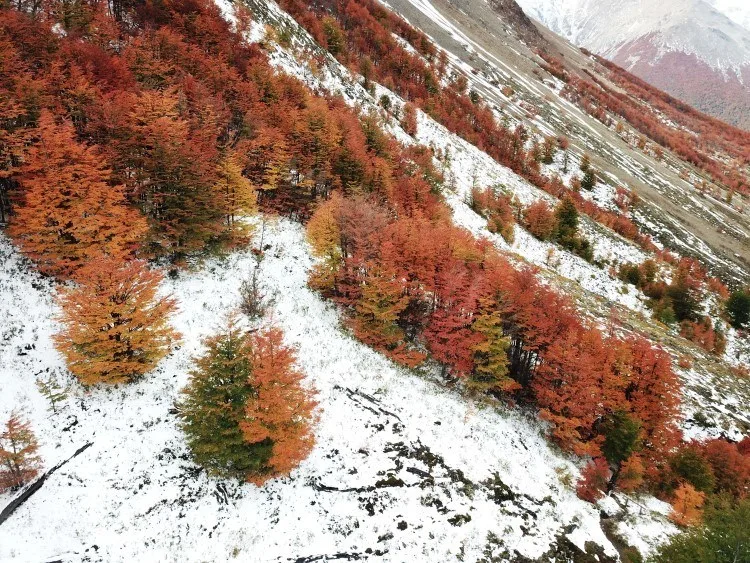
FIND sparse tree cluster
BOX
[277,0,656,254]
[568,55,750,198]
[523,196,593,261]
[1,0,745,530]
[467,186,516,243]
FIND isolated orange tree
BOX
[8,111,147,279]
[54,258,178,385]
[0,411,42,492]
[523,200,556,241]
[179,321,317,484]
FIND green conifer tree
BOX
[669,446,716,494]
[602,411,641,491]
[178,320,273,479]
[555,196,579,242]
[726,289,750,329]
[580,168,596,191]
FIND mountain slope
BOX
[516,0,750,128]
[1,0,749,559]
[707,0,750,31]
[1,220,641,561]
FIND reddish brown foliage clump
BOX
[0,411,42,492]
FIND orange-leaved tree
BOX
[54,258,178,385]
[523,200,557,241]
[214,151,257,241]
[306,191,343,292]
[670,482,705,526]
[8,111,147,279]
[0,411,42,492]
[179,319,317,484]
[350,263,424,367]
[576,457,610,503]
[240,327,318,484]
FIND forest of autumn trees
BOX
[618,255,731,356]
[276,0,657,252]
[0,0,746,520]
[304,180,683,486]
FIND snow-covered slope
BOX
[516,0,750,127]
[517,0,750,70]
[707,0,750,32]
[0,2,683,558]
[1,0,747,558]
[0,222,678,562]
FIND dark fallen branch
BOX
[0,442,93,526]
[405,466,432,480]
[310,476,421,494]
[293,549,387,562]
[293,553,364,563]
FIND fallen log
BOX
[0,442,93,526]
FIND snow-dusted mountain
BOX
[516,0,750,128]
[707,0,750,32]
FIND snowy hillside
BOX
[516,0,750,127]
[0,222,677,562]
[516,0,750,71]
[1,0,749,559]
[707,0,750,32]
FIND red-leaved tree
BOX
[0,411,42,492]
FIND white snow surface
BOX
[0,222,632,562]
[707,0,750,32]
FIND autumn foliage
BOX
[670,482,705,526]
[179,320,316,484]
[8,112,146,279]
[0,0,727,502]
[277,0,654,252]
[306,191,682,461]
[54,259,178,385]
[523,200,556,241]
[576,457,610,502]
[0,411,42,492]
[240,327,318,483]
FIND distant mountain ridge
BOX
[515,0,750,128]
